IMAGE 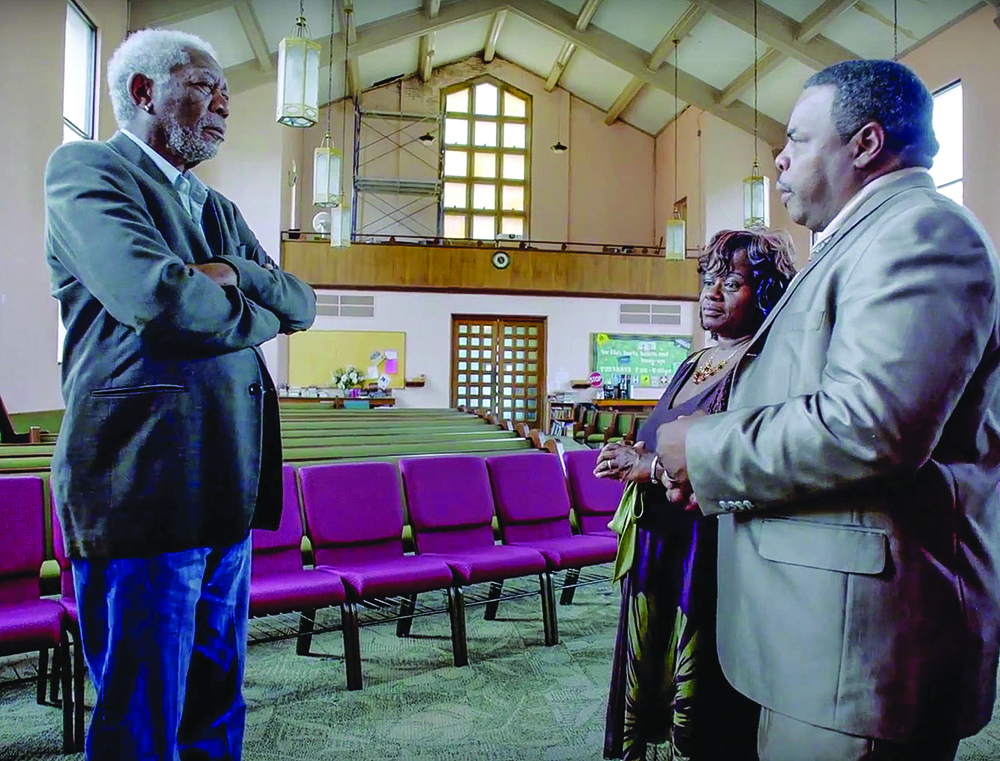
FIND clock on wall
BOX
[491,250,511,270]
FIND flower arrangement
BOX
[332,365,365,390]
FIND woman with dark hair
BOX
[599,229,797,761]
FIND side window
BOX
[930,81,962,205]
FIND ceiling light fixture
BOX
[742,0,770,231]
[276,0,320,127]
[664,38,685,259]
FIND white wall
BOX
[0,0,127,413]
[307,290,696,408]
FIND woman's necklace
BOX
[691,340,750,385]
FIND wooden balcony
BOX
[281,238,701,300]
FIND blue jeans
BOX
[72,534,252,761]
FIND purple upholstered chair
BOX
[249,465,347,663]
[563,448,624,537]
[486,452,617,610]
[397,455,556,648]
[298,461,459,689]
[50,493,85,750]
[0,476,73,752]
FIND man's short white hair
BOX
[107,29,219,128]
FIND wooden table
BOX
[594,398,659,412]
[279,396,396,408]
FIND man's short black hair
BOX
[804,59,939,168]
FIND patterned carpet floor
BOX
[2,573,1000,761]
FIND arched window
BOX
[441,76,530,240]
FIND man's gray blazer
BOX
[686,172,1000,741]
[45,132,316,559]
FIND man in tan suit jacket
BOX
[654,60,1000,760]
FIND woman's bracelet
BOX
[650,454,669,488]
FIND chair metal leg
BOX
[50,641,61,704]
[447,586,468,667]
[396,593,417,637]
[340,603,363,691]
[59,629,72,753]
[72,628,85,751]
[560,568,580,605]
[296,608,316,656]
[539,572,559,646]
[483,580,503,620]
[37,648,49,705]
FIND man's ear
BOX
[129,73,154,114]
[852,121,886,169]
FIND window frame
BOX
[63,0,98,143]
[440,75,532,241]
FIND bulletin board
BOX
[591,333,692,388]
[289,330,407,388]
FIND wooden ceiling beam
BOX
[129,0,232,30]
[603,78,644,125]
[797,0,860,42]
[603,6,707,126]
[689,0,854,70]
[508,0,786,147]
[232,0,272,73]
[718,47,784,107]
[543,41,575,92]
[418,32,436,82]
[575,0,604,31]
[484,10,508,63]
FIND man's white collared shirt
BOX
[810,167,930,257]
[119,129,209,230]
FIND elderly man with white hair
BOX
[44,29,316,760]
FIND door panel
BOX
[451,315,545,425]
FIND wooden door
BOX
[451,315,546,426]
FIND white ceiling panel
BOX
[251,0,336,54]
[739,56,813,126]
[167,6,254,69]
[559,48,634,112]
[493,13,566,80]
[433,17,493,68]
[590,0,693,54]
[354,0,423,27]
[547,0,585,15]
[358,37,421,90]
[621,85,686,135]
[823,0,981,60]
[681,14,756,91]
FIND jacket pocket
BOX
[757,517,887,575]
[90,383,186,398]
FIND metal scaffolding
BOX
[351,103,443,240]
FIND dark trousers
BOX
[72,534,252,760]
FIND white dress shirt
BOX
[810,166,930,256]
[119,129,209,229]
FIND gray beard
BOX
[164,117,219,164]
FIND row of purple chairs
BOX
[250,449,624,690]
[0,448,624,750]
[0,475,77,752]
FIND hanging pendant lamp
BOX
[313,1,342,212]
[276,1,320,127]
[742,0,770,230]
[664,38,685,260]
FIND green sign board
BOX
[591,333,692,388]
